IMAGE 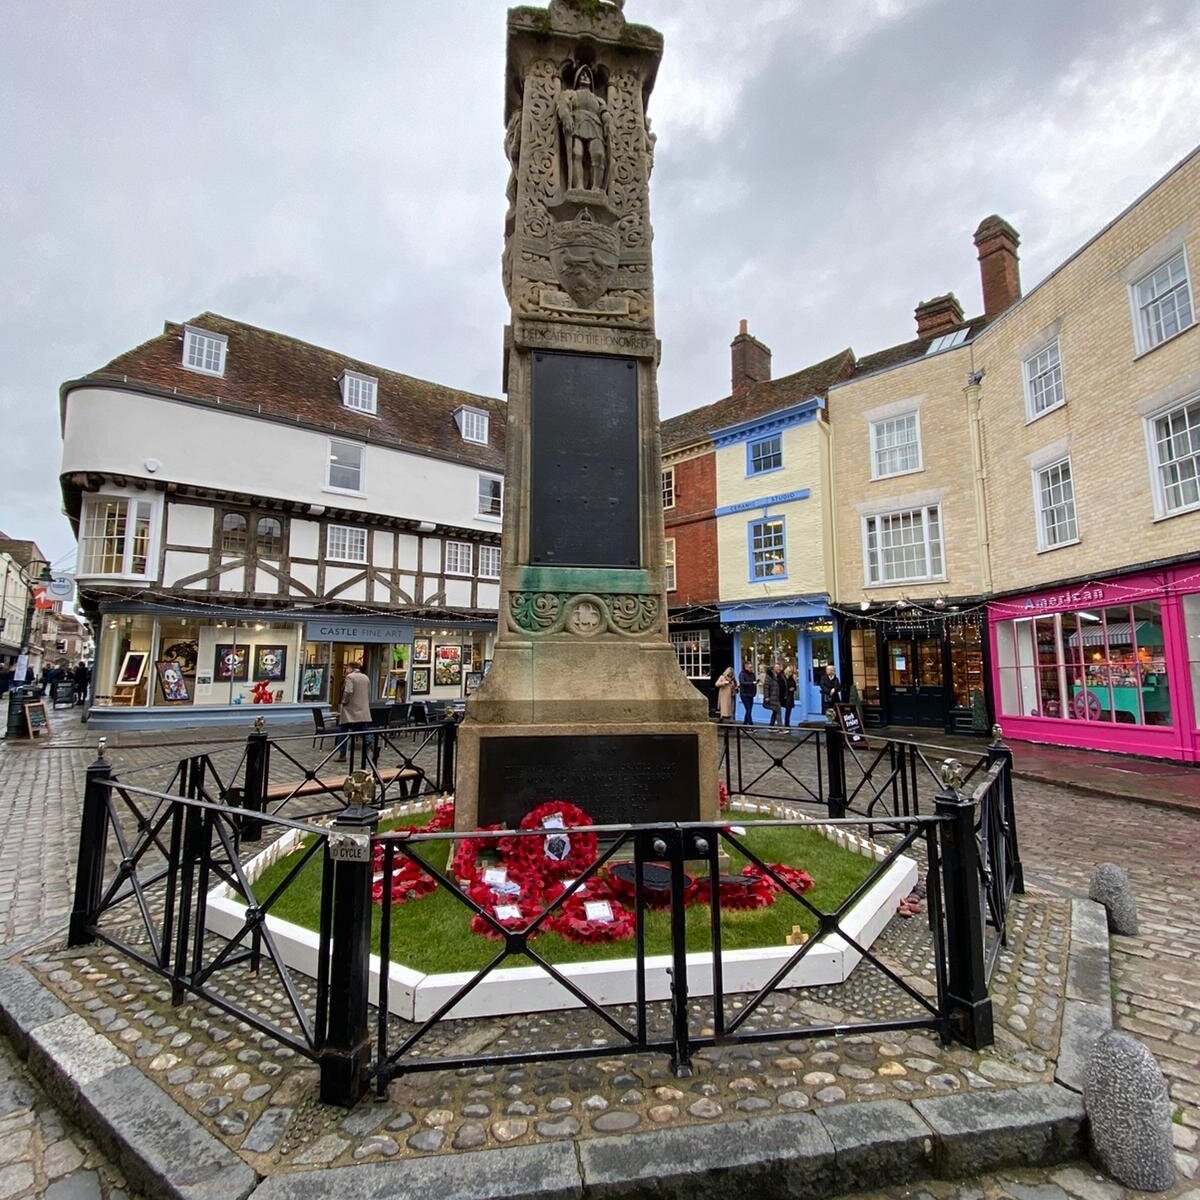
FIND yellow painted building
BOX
[975,146,1200,761]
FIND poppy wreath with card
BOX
[551,894,636,943]
[743,862,815,898]
[686,871,775,911]
[496,800,599,884]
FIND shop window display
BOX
[996,602,1172,725]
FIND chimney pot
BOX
[731,322,771,394]
[973,214,1021,318]
[914,293,965,339]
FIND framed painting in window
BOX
[116,651,148,687]
[253,645,288,682]
[410,666,430,695]
[214,644,250,682]
[300,664,327,702]
[433,644,462,687]
[464,671,483,696]
[413,636,431,664]
[155,660,191,703]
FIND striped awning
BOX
[1067,620,1152,649]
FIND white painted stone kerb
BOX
[206,799,918,1022]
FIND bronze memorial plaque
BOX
[478,734,700,828]
[529,351,639,569]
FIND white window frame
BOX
[1023,338,1066,421]
[869,411,922,480]
[478,544,501,580]
[182,326,227,377]
[862,505,944,585]
[669,630,711,680]
[77,494,160,579]
[748,516,787,581]
[1131,248,1195,354]
[664,537,676,591]
[661,467,676,511]
[339,371,378,415]
[477,473,503,520]
[456,406,490,445]
[445,540,474,577]
[325,524,367,564]
[1033,457,1079,550]
[1146,392,1200,518]
[326,438,365,494]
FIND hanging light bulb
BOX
[859,599,870,612]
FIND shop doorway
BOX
[330,644,366,711]
[885,635,944,727]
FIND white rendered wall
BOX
[63,387,503,532]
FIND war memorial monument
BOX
[454,0,719,830]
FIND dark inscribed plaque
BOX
[529,352,639,567]
[478,735,700,828]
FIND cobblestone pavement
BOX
[0,712,1197,1198]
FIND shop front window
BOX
[948,624,983,709]
[997,602,1172,726]
[1183,594,1200,727]
[745,627,799,680]
[849,627,880,705]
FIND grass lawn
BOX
[249,813,878,975]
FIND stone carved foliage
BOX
[508,592,661,638]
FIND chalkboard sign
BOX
[53,681,75,708]
[834,702,868,749]
[23,701,50,738]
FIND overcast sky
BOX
[4,0,1199,572]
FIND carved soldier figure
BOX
[556,64,610,192]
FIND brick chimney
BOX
[914,294,964,339]
[731,319,771,394]
[974,215,1021,318]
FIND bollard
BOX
[987,727,1024,894]
[934,784,994,1049]
[241,721,269,842]
[68,750,113,946]
[437,717,457,794]
[824,721,847,819]
[318,785,379,1107]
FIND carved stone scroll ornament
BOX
[508,591,662,637]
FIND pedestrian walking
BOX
[737,660,758,725]
[781,664,798,727]
[714,666,736,721]
[763,661,783,726]
[336,661,373,762]
[73,661,91,706]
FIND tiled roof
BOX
[847,315,990,381]
[78,313,506,472]
[661,348,856,450]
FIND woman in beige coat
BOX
[714,666,736,721]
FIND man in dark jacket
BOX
[819,664,843,710]
[763,662,784,727]
[737,661,758,724]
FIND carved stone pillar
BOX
[454,0,717,831]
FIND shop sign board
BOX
[304,620,412,644]
[834,703,868,749]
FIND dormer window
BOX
[455,406,489,445]
[182,326,227,377]
[340,371,378,415]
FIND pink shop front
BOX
[988,567,1200,763]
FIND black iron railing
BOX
[69,728,1021,1108]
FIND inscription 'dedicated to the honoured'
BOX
[478,734,700,828]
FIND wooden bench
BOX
[264,765,425,805]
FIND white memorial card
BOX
[494,904,522,921]
[483,867,508,886]
[583,900,614,924]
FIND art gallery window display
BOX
[91,612,303,710]
[87,608,498,725]
[989,565,1200,762]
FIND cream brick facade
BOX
[828,344,990,606]
[976,149,1200,591]
[714,407,828,601]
